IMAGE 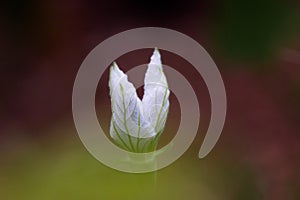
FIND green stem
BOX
[126,153,157,193]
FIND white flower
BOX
[109,48,170,152]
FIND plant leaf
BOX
[109,63,156,152]
[142,48,170,135]
[109,49,170,152]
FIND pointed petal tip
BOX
[110,62,116,72]
[112,62,118,69]
[110,62,126,76]
[150,48,161,66]
[109,62,116,77]
[153,47,160,57]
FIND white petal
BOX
[142,48,170,134]
[109,63,156,152]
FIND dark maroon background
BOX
[1,0,300,199]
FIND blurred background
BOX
[1,0,300,199]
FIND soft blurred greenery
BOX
[0,129,263,200]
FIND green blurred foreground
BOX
[0,132,263,200]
